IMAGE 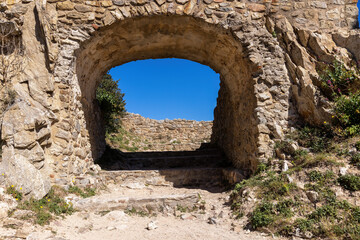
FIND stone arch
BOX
[2,0,306,198]
[69,13,290,173]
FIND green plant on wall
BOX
[319,61,360,136]
[96,73,126,133]
[320,61,359,96]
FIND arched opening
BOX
[109,58,220,122]
[104,58,219,153]
[75,15,260,173]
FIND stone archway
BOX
[11,0,352,198]
[47,4,292,191]
[75,15,263,172]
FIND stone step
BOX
[72,193,199,213]
[101,168,245,189]
[111,155,229,170]
[122,148,223,158]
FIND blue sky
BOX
[109,59,220,121]
[358,0,360,27]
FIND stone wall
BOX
[117,113,212,152]
[0,0,359,198]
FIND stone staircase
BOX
[77,147,245,214]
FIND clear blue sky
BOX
[358,0,360,27]
[109,59,220,121]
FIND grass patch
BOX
[295,126,333,153]
[107,128,140,152]
[250,201,275,229]
[124,207,149,217]
[67,186,96,198]
[17,187,75,225]
[351,153,360,168]
[338,174,360,191]
[6,185,23,201]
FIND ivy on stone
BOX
[96,73,126,133]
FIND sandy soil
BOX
[1,183,286,240]
[24,211,276,240]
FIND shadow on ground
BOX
[95,145,235,193]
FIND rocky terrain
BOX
[0,184,280,240]
[107,113,212,152]
[0,142,276,240]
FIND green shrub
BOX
[355,141,360,151]
[250,202,275,229]
[320,61,359,96]
[308,170,335,184]
[338,174,360,191]
[308,204,338,221]
[255,163,267,174]
[276,199,294,218]
[296,126,332,152]
[293,218,315,233]
[308,170,323,182]
[96,73,126,133]
[18,187,74,225]
[334,92,360,136]
[351,207,360,223]
[6,185,23,201]
[351,153,360,167]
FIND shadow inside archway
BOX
[96,145,236,193]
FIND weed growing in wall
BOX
[319,61,360,136]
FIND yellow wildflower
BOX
[40,206,43,209]
[48,199,50,202]
[324,121,327,124]
[11,185,14,188]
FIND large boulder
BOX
[1,100,52,199]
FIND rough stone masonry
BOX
[0,0,359,198]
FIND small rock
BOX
[282,160,289,172]
[306,191,319,203]
[146,221,158,230]
[121,182,146,189]
[349,147,357,155]
[12,210,34,219]
[304,231,313,239]
[208,217,217,224]
[107,226,116,231]
[286,174,293,183]
[174,210,181,217]
[106,210,126,221]
[276,148,285,160]
[218,211,224,218]
[180,213,195,220]
[289,143,299,153]
[339,167,348,176]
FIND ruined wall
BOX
[0,0,359,198]
[117,113,212,152]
